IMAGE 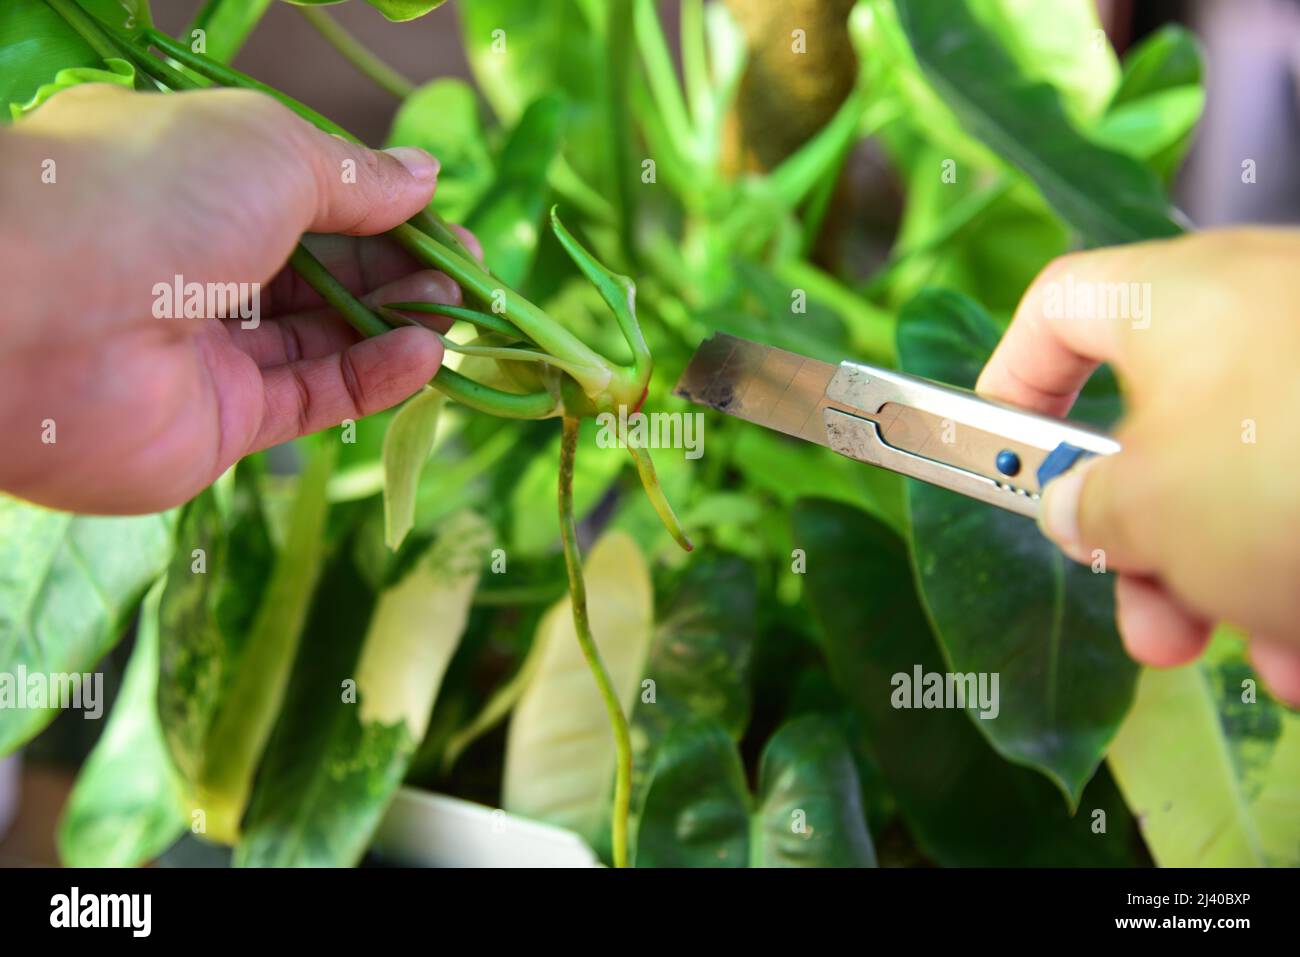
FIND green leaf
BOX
[284,0,447,23]
[1095,26,1205,182]
[794,496,1135,865]
[467,96,565,287]
[9,56,134,120]
[1093,88,1204,170]
[879,142,1068,315]
[460,0,598,124]
[78,0,153,35]
[237,511,489,866]
[386,78,494,222]
[633,718,750,867]
[382,386,443,550]
[57,581,186,867]
[550,206,647,368]
[158,445,333,842]
[897,289,1138,804]
[362,0,448,22]
[0,495,173,755]
[893,0,1181,245]
[459,0,610,193]
[633,715,876,867]
[503,531,653,841]
[629,553,756,808]
[0,0,105,112]
[965,0,1118,121]
[1108,632,1300,867]
[188,0,274,64]
[753,715,876,867]
[1110,24,1204,107]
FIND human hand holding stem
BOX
[50,1,691,866]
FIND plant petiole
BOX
[382,302,531,343]
[298,6,416,100]
[289,243,391,338]
[559,416,633,868]
[389,223,617,399]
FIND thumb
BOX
[294,127,439,236]
[1038,451,1156,574]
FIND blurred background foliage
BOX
[2,0,1299,868]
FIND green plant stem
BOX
[436,337,600,381]
[144,27,350,135]
[634,0,697,166]
[133,27,623,397]
[390,224,614,395]
[431,369,559,419]
[559,416,632,868]
[382,302,530,343]
[680,0,710,131]
[289,243,392,338]
[45,0,124,59]
[187,0,273,65]
[118,37,206,90]
[299,6,416,100]
[290,246,558,419]
[606,0,637,268]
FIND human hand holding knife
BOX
[676,232,1300,708]
[675,332,1118,520]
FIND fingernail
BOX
[384,147,439,182]
[1039,466,1085,550]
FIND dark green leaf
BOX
[0,495,173,754]
[633,718,750,867]
[629,553,756,808]
[794,496,1135,865]
[754,714,876,867]
[58,582,186,867]
[893,0,1181,245]
[633,714,876,867]
[896,289,1137,803]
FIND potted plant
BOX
[0,0,1295,869]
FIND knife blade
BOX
[674,333,1120,518]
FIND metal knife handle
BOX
[822,361,1120,519]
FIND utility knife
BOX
[674,333,1119,519]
